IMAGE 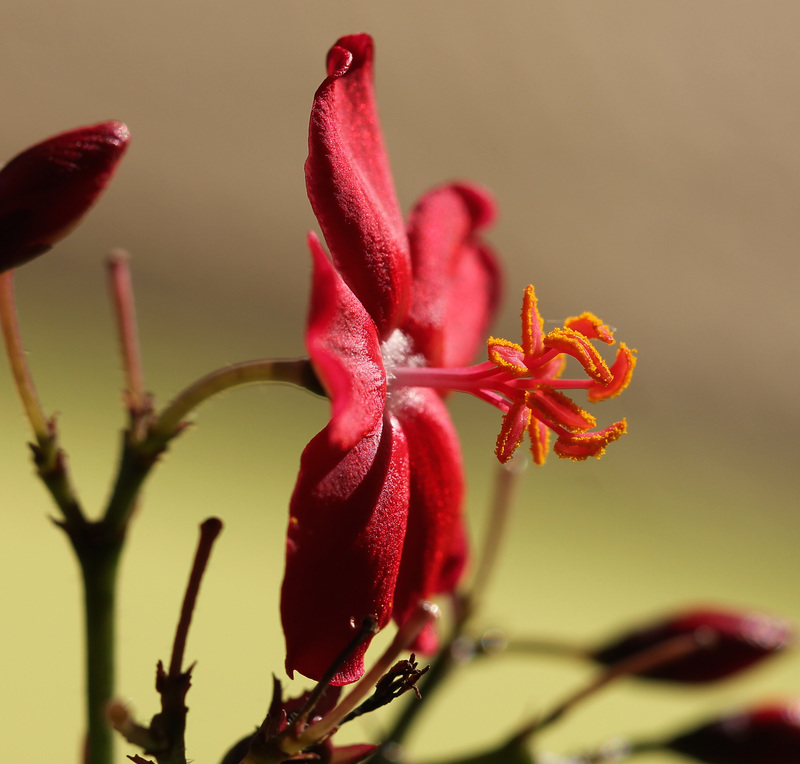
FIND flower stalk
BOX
[0,270,50,442]
[107,250,148,423]
[145,358,323,448]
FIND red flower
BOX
[0,121,130,272]
[280,34,500,685]
[280,34,634,685]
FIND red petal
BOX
[403,183,501,367]
[434,519,469,609]
[306,233,386,451]
[391,388,465,653]
[281,415,410,684]
[305,34,411,338]
[0,121,130,272]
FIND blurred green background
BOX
[1,2,798,762]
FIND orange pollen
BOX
[391,285,635,465]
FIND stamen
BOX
[565,312,615,344]
[521,284,544,356]
[588,344,637,401]
[389,284,633,466]
[527,387,596,432]
[554,420,627,461]
[543,328,612,385]
[495,399,532,463]
[487,338,527,376]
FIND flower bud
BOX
[0,121,130,272]
[667,700,800,764]
[591,607,793,683]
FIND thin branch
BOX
[170,517,224,677]
[106,251,147,420]
[0,270,50,442]
[147,358,323,446]
[518,632,704,739]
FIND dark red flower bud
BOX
[667,701,800,764]
[0,121,130,272]
[591,607,793,683]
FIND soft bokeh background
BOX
[2,2,798,762]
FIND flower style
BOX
[280,34,635,685]
[0,121,130,273]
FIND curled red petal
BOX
[403,183,501,367]
[306,232,386,451]
[306,34,411,338]
[0,121,130,272]
[391,388,465,654]
[281,415,410,685]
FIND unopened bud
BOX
[591,607,793,683]
[0,121,130,272]
[667,700,800,764]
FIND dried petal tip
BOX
[592,606,794,683]
[0,121,130,273]
[667,700,800,764]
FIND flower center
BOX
[391,285,636,465]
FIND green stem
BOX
[103,434,161,535]
[146,358,323,448]
[70,522,124,764]
[0,269,50,443]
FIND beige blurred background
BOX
[1,2,798,762]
